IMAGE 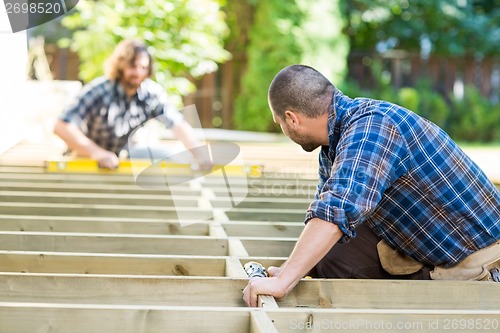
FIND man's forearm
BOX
[243,218,343,307]
[172,121,211,168]
[53,120,103,157]
[172,121,202,152]
[276,218,343,293]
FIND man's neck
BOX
[123,86,138,98]
[119,81,139,98]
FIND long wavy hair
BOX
[105,39,153,81]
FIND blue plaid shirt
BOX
[59,77,183,154]
[305,90,500,267]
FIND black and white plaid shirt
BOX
[59,77,184,154]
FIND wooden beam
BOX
[213,197,310,210]
[225,240,279,309]
[0,303,253,333]
[239,258,286,270]
[0,274,248,307]
[250,310,279,333]
[223,221,303,238]
[0,202,213,219]
[0,215,209,235]
[239,238,297,257]
[226,208,305,222]
[225,257,248,278]
[0,252,226,276]
[0,216,303,238]
[0,190,197,206]
[0,172,142,184]
[0,232,228,256]
[228,238,250,257]
[0,181,197,196]
[209,222,228,238]
[1,303,498,333]
[0,178,317,199]
[281,278,500,310]
[0,166,43,174]
[0,172,252,187]
[268,308,500,332]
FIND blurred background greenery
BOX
[29,0,500,142]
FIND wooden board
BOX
[0,274,248,307]
[223,221,303,238]
[240,238,297,257]
[0,215,209,235]
[1,274,499,311]
[0,252,227,276]
[0,202,212,219]
[268,309,500,332]
[1,304,498,333]
[0,190,197,206]
[0,181,197,195]
[280,278,500,310]
[0,232,228,256]
[0,304,259,333]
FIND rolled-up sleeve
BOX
[150,87,184,128]
[305,114,410,243]
[58,80,105,126]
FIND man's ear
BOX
[284,110,300,128]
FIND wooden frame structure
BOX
[0,142,499,332]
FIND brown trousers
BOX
[309,223,431,280]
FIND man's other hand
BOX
[92,149,119,169]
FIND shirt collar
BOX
[326,88,352,152]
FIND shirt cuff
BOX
[304,199,356,243]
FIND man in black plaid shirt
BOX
[54,39,208,169]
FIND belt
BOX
[377,239,500,282]
[430,240,500,282]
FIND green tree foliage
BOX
[449,86,500,142]
[339,0,500,142]
[233,0,304,132]
[341,71,500,143]
[397,79,449,129]
[296,0,349,85]
[232,0,348,131]
[342,0,500,56]
[59,0,230,104]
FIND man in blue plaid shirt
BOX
[54,39,208,169]
[243,65,500,307]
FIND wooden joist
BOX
[0,304,269,333]
[0,252,227,276]
[0,181,196,195]
[0,274,248,307]
[0,231,228,255]
[1,303,499,333]
[0,215,209,235]
[223,221,303,238]
[0,202,213,219]
[0,190,197,206]
[0,251,286,277]
[1,273,499,310]
[0,215,304,237]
